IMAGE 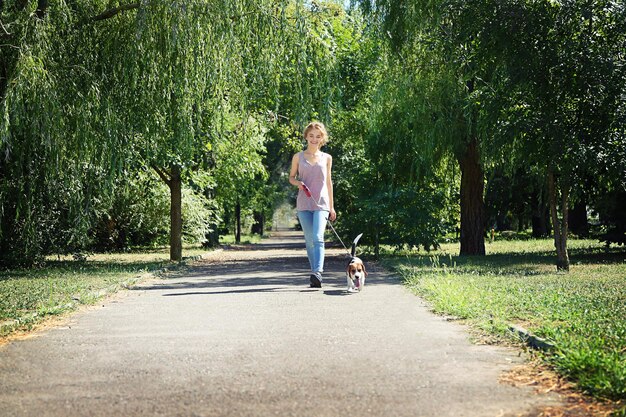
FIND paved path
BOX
[0,231,561,416]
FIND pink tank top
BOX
[296,151,331,211]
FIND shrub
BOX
[91,170,216,250]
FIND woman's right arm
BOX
[289,153,303,189]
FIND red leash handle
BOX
[301,182,312,198]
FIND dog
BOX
[346,233,367,292]
[346,256,367,292]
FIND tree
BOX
[357,0,625,268]
[210,114,269,243]
[299,6,460,255]
[108,1,293,260]
[1,1,324,263]
[479,0,626,269]
[0,1,131,264]
[355,0,497,255]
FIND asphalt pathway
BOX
[0,231,561,416]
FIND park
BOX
[1,1,625,416]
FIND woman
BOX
[289,121,336,288]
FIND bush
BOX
[91,170,216,250]
[181,186,217,245]
[336,184,454,255]
[0,165,102,266]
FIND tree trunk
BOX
[235,198,241,244]
[202,187,219,247]
[374,226,380,260]
[169,165,182,262]
[531,214,548,238]
[151,164,183,262]
[547,170,570,271]
[204,228,219,248]
[251,211,264,235]
[458,137,486,255]
[36,0,48,18]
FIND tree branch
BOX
[152,164,171,186]
[0,19,10,36]
[0,43,21,50]
[92,3,139,22]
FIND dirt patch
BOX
[500,360,623,416]
[0,313,74,348]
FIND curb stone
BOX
[508,324,555,351]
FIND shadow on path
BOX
[0,230,564,417]
[135,230,399,296]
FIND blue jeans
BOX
[297,210,329,274]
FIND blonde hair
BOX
[303,121,329,146]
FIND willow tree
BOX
[1,1,319,264]
[356,1,495,255]
[92,1,330,261]
[0,1,131,265]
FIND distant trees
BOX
[0,1,332,265]
[350,0,626,268]
[479,0,626,269]
[1,0,624,268]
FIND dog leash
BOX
[327,219,350,256]
[301,182,358,258]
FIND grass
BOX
[0,245,211,339]
[384,238,626,402]
[219,234,264,245]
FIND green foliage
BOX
[0,1,326,262]
[91,172,167,251]
[327,16,460,253]
[2,0,624,268]
[391,239,626,400]
[342,184,452,252]
[595,188,626,246]
[0,1,123,265]
[485,167,548,233]
[356,0,626,263]
[91,169,216,250]
[209,112,270,235]
[276,1,344,124]
[181,184,218,244]
[477,0,626,250]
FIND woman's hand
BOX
[329,208,337,222]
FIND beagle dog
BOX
[346,256,367,292]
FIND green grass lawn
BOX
[0,245,211,339]
[384,238,626,401]
[0,233,264,339]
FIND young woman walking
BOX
[288,121,336,287]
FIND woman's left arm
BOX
[327,155,336,221]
